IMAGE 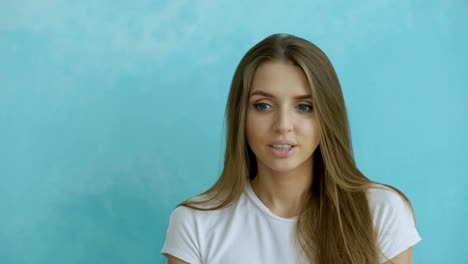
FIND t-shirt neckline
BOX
[245,179,299,223]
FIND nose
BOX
[273,108,294,134]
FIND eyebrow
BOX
[249,90,312,100]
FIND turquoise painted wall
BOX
[1,1,466,263]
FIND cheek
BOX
[299,122,321,141]
[246,114,268,143]
[245,114,257,142]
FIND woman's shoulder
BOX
[365,183,411,210]
[365,184,422,262]
[169,193,243,222]
[365,183,418,230]
[169,195,214,218]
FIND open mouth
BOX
[268,145,296,157]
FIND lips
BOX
[268,140,297,146]
[268,144,297,158]
[269,145,294,150]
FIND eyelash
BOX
[253,103,313,112]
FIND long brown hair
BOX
[179,33,414,263]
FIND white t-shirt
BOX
[161,180,421,264]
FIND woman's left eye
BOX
[297,104,313,112]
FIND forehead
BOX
[250,61,311,98]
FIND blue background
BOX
[1,1,466,263]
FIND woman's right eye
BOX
[253,103,271,111]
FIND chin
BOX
[271,167,297,173]
[267,161,299,173]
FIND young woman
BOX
[161,33,421,264]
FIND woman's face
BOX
[246,60,321,175]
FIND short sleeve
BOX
[367,187,422,263]
[160,206,202,264]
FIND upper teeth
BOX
[272,145,292,149]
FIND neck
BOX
[250,165,313,218]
